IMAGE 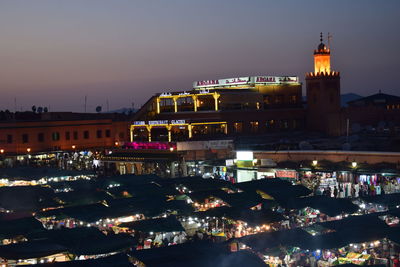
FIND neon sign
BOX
[133,120,186,126]
[148,120,168,125]
[193,76,299,89]
[124,142,177,150]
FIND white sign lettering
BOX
[160,92,172,97]
[148,120,168,125]
[171,120,186,124]
[199,89,210,94]
[194,76,299,89]
[255,76,298,84]
[194,77,250,89]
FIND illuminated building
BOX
[135,33,400,141]
[131,75,304,142]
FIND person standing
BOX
[326,187,331,198]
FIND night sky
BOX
[0,0,399,112]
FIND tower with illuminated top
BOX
[306,33,342,135]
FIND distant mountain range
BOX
[340,93,363,107]
[105,107,136,114]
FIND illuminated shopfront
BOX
[130,120,228,142]
[156,91,221,114]
[131,74,304,142]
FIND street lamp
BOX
[0,149,4,154]
[27,148,31,153]
[352,161,357,168]
[312,160,318,166]
[115,141,119,146]
[72,145,76,149]
[169,147,174,152]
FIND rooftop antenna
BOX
[320,32,323,43]
[106,99,109,112]
[327,32,332,50]
[84,95,87,113]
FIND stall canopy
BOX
[107,182,178,198]
[0,186,57,212]
[107,197,193,218]
[387,208,400,218]
[36,203,108,222]
[235,179,312,200]
[239,213,392,252]
[37,195,186,222]
[0,216,45,240]
[0,239,67,260]
[194,206,284,226]
[130,240,267,267]
[151,250,268,267]
[386,226,400,246]
[49,179,99,192]
[360,193,400,209]
[118,215,184,233]
[279,196,359,217]
[55,190,113,206]
[188,190,263,209]
[0,167,94,181]
[159,176,236,192]
[24,253,132,267]
[99,174,161,188]
[317,213,389,231]
[238,228,311,252]
[26,227,135,256]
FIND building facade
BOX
[131,76,305,142]
[130,35,345,141]
[0,112,130,154]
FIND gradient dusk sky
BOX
[0,0,399,112]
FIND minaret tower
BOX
[306,33,341,135]
[314,33,331,74]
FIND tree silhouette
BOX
[37,107,43,113]
[96,106,102,113]
[32,105,37,113]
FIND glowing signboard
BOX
[171,120,186,124]
[133,120,186,126]
[194,77,251,88]
[255,76,298,84]
[236,151,254,161]
[193,76,299,89]
[148,120,168,125]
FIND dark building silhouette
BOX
[306,33,342,136]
